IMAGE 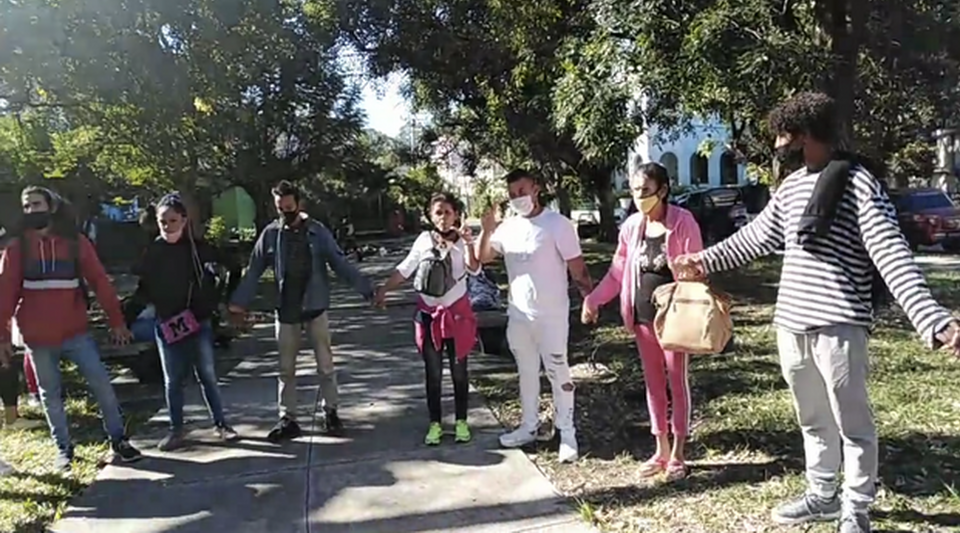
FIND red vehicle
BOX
[889,188,960,251]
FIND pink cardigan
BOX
[585,206,704,330]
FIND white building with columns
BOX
[615,116,747,192]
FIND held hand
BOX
[0,342,11,369]
[671,253,706,281]
[936,320,960,357]
[581,302,599,325]
[110,326,133,346]
[373,285,388,309]
[480,206,499,233]
[227,305,250,330]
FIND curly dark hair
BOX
[767,92,838,144]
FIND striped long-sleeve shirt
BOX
[701,166,953,347]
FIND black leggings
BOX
[0,363,19,409]
[421,315,469,423]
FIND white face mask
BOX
[510,195,535,217]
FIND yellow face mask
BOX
[638,194,661,214]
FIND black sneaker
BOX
[112,439,143,463]
[54,449,74,472]
[322,409,344,436]
[771,493,841,525]
[266,417,301,443]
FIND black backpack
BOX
[413,235,463,298]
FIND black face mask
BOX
[23,211,51,230]
[437,228,459,241]
[775,144,805,169]
[280,210,299,225]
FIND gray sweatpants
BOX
[776,325,877,512]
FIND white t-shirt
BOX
[490,209,581,320]
[397,231,480,308]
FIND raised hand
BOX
[480,206,499,233]
[459,224,475,245]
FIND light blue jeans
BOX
[155,321,226,429]
[27,333,126,453]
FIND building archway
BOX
[659,152,679,182]
[690,153,709,185]
[720,151,739,185]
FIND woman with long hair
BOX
[130,193,238,451]
[375,192,480,445]
[583,162,704,480]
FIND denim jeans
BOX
[130,317,157,344]
[155,320,226,429]
[27,333,126,453]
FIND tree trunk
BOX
[587,166,617,242]
[821,0,864,145]
[555,185,572,217]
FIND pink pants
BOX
[23,353,38,396]
[635,323,690,437]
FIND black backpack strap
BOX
[72,237,92,309]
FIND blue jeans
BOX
[155,320,226,429]
[27,333,126,453]
[130,317,157,344]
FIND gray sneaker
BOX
[837,512,870,533]
[158,429,186,452]
[771,493,841,524]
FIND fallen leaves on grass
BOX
[472,253,960,533]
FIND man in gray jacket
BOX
[229,181,374,441]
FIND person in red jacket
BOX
[0,186,142,471]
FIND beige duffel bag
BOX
[652,281,733,354]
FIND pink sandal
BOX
[638,457,667,478]
[665,460,689,480]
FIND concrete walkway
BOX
[51,257,591,533]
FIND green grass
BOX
[472,246,960,532]
[0,366,150,533]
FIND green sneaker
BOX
[424,422,443,446]
[454,420,472,443]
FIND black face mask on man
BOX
[775,144,805,169]
[23,211,51,231]
[280,210,299,225]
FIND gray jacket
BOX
[230,218,373,313]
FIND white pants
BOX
[506,315,575,434]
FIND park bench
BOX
[13,336,163,384]
[474,307,509,356]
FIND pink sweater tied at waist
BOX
[414,294,477,361]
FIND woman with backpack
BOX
[374,192,480,445]
[129,193,238,451]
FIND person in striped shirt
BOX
[674,92,960,533]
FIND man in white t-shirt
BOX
[478,169,594,463]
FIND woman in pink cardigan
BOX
[582,162,703,479]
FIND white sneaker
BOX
[499,426,537,448]
[557,431,578,463]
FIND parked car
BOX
[888,188,960,251]
[673,186,748,245]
